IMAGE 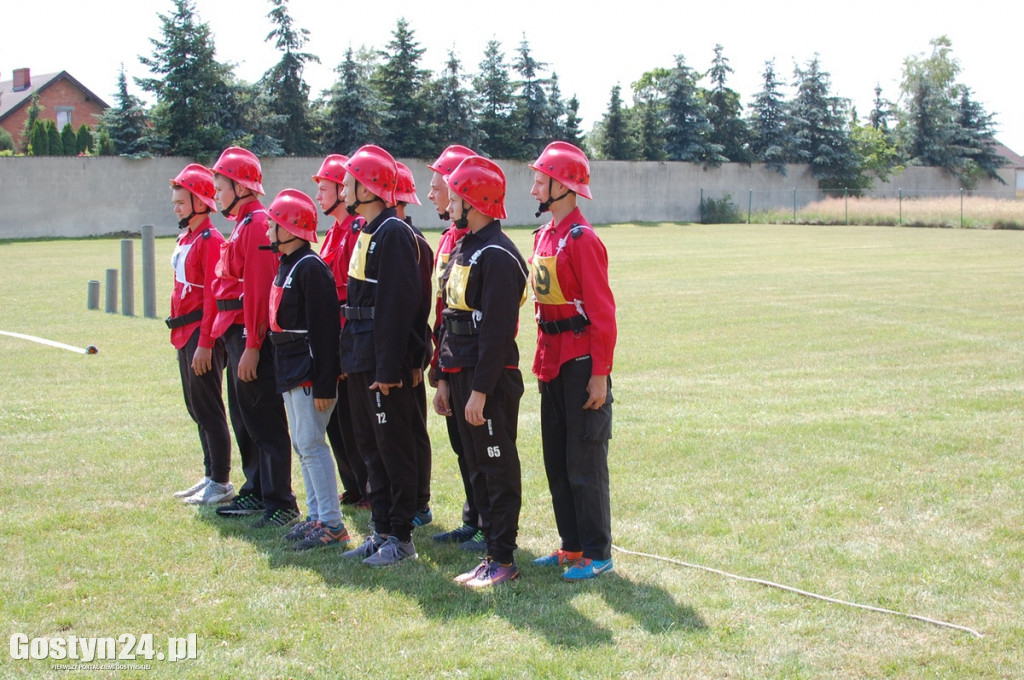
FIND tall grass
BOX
[2,225,1023,679]
[751,195,1024,229]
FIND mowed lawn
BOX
[1,223,1022,679]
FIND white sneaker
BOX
[174,477,211,499]
[185,481,235,505]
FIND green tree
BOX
[322,47,384,154]
[0,127,13,152]
[46,120,63,156]
[631,68,669,161]
[262,0,319,155]
[851,115,901,183]
[563,95,584,147]
[663,55,721,164]
[952,86,1006,185]
[597,84,635,160]
[75,124,94,154]
[60,123,78,155]
[512,36,553,159]
[546,73,567,142]
[896,36,961,170]
[474,40,517,158]
[29,119,48,155]
[749,59,793,175]
[19,93,43,153]
[430,49,478,148]
[868,84,893,132]
[138,0,234,158]
[704,45,752,163]
[98,66,151,157]
[372,18,433,157]
[789,55,862,190]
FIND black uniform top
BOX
[438,220,528,396]
[341,207,424,382]
[270,244,341,398]
[405,219,436,371]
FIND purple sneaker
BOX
[466,560,519,588]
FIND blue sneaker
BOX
[413,507,433,527]
[563,558,613,581]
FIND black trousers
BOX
[413,378,432,511]
[446,413,479,527]
[222,324,296,512]
[540,356,613,561]
[327,379,367,499]
[177,328,231,483]
[346,370,426,542]
[449,367,524,565]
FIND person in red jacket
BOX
[425,144,486,550]
[435,156,528,588]
[209,146,299,529]
[265,188,348,550]
[528,141,617,580]
[168,164,234,506]
[313,154,369,509]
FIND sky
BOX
[3,0,1022,155]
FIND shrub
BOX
[700,192,743,224]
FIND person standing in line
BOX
[337,145,428,567]
[312,154,369,510]
[425,145,487,551]
[528,141,618,580]
[168,163,234,506]
[208,147,300,529]
[264,188,349,551]
[434,156,528,588]
[395,161,435,530]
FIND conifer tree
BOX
[749,59,792,175]
[704,44,752,164]
[323,47,383,154]
[262,0,318,155]
[372,18,433,157]
[474,40,517,159]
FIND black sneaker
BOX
[253,507,301,529]
[432,524,478,544]
[215,493,265,517]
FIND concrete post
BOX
[87,280,100,310]
[141,225,156,319]
[105,269,118,313]
[121,239,134,317]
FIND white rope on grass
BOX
[611,544,983,639]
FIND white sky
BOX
[3,0,1021,155]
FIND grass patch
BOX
[2,224,1023,678]
[752,195,1024,229]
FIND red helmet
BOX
[170,163,217,212]
[268,188,319,243]
[395,162,421,206]
[529,141,592,199]
[312,154,349,185]
[428,144,477,175]
[211,146,265,195]
[446,156,507,220]
[344,145,398,205]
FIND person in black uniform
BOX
[338,145,429,567]
[434,156,528,588]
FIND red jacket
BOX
[530,207,616,382]
[429,223,470,380]
[169,218,224,350]
[319,214,363,309]
[211,200,276,348]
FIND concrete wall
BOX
[0,156,1015,239]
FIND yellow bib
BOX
[445,262,473,312]
[531,255,568,305]
[434,252,451,297]
[348,231,373,282]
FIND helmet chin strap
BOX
[453,201,472,230]
[220,180,244,218]
[263,224,298,254]
[346,181,383,216]
[535,177,572,218]
[323,193,344,217]
[179,194,210,228]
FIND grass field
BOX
[2,223,1022,679]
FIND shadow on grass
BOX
[197,507,706,648]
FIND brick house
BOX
[0,68,109,151]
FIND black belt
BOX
[216,298,243,311]
[538,314,590,335]
[165,309,203,329]
[443,317,478,336]
[342,305,375,320]
[268,330,308,345]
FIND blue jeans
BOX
[282,386,342,528]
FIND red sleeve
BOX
[576,234,617,376]
[198,233,223,348]
[241,216,277,349]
